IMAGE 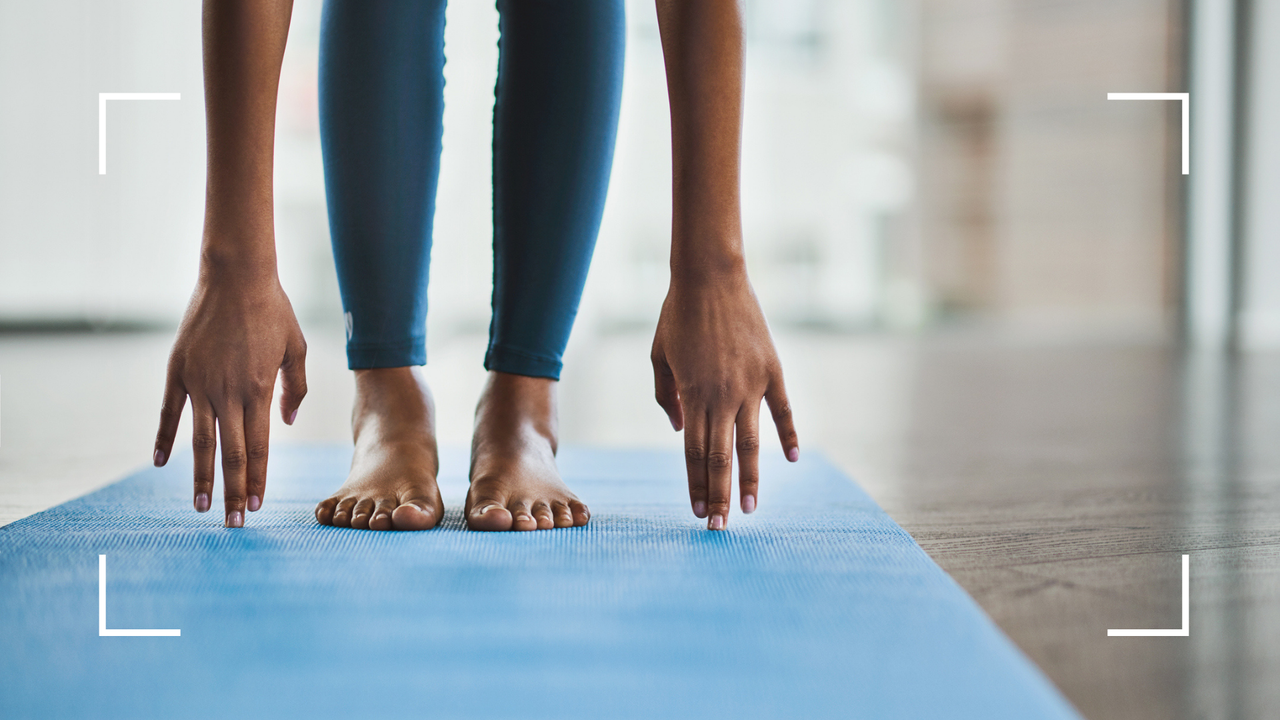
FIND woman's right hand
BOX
[153,269,308,527]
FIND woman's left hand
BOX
[651,264,799,530]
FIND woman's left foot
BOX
[466,371,590,531]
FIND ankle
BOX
[476,371,559,441]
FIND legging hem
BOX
[484,345,563,380]
[346,339,427,370]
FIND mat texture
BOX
[0,446,1079,719]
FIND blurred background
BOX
[2,2,1278,719]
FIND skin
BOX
[654,0,800,530]
[153,0,306,529]
[156,0,797,533]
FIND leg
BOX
[315,0,447,531]
[467,0,626,531]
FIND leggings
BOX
[318,0,625,379]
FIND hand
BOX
[153,271,307,527]
[651,264,799,530]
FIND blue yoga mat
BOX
[0,446,1078,719]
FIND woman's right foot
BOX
[315,367,444,531]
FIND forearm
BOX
[655,0,745,278]
[200,0,294,277]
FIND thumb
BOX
[279,333,308,425]
[651,345,684,431]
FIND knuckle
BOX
[250,376,275,397]
[224,494,246,507]
[736,434,760,454]
[247,443,269,461]
[708,500,732,514]
[707,451,732,470]
[192,433,216,451]
[222,449,247,470]
[773,401,794,420]
[685,445,707,463]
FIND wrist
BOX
[199,244,279,289]
[669,252,748,288]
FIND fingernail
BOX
[743,495,756,514]
[153,449,165,467]
[287,409,298,425]
[693,500,707,518]
[226,510,243,528]
[670,417,679,431]
[248,495,261,512]
[787,447,800,463]
[709,514,725,531]
[195,493,210,513]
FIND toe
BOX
[508,499,537,532]
[332,497,357,528]
[569,500,590,527]
[531,501,554,530]
[392,502,436,531]
[551,501,574,528]
[467,498,513,531]
[392,488,440,531]
[369,498,397,531]
[315,498,338,526]
[350,498,375,530]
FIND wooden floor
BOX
[1,328,1276,719]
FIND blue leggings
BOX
[318,0,625,379]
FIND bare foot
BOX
[465,372,590,531]
[315,367,443,531]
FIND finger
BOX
[244,400,271,512]
[279,332,308,425]
[683,406,709,519]
[736,400,761,514]
[765,378,799,462]
[706,409,735,531]
[191,397,217,514]
[217,408,248,528]
[154,371,186,467]
[651,347,684,431]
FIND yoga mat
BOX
[0,446,1079,719]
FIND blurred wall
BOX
[0,0,205,325]
[0,0,919,337]
[1240,0,1280,348]
[917,0,1183,335]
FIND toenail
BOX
[248,495,261,512]
[195,493,210,513]
[743,495,756,514]
[693,500,707,518]
[709,514,724,531]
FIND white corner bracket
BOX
[97,92,181,175]
[1106,92,1190,175]
[1107,554,1189,637]
[98,555,180,637]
